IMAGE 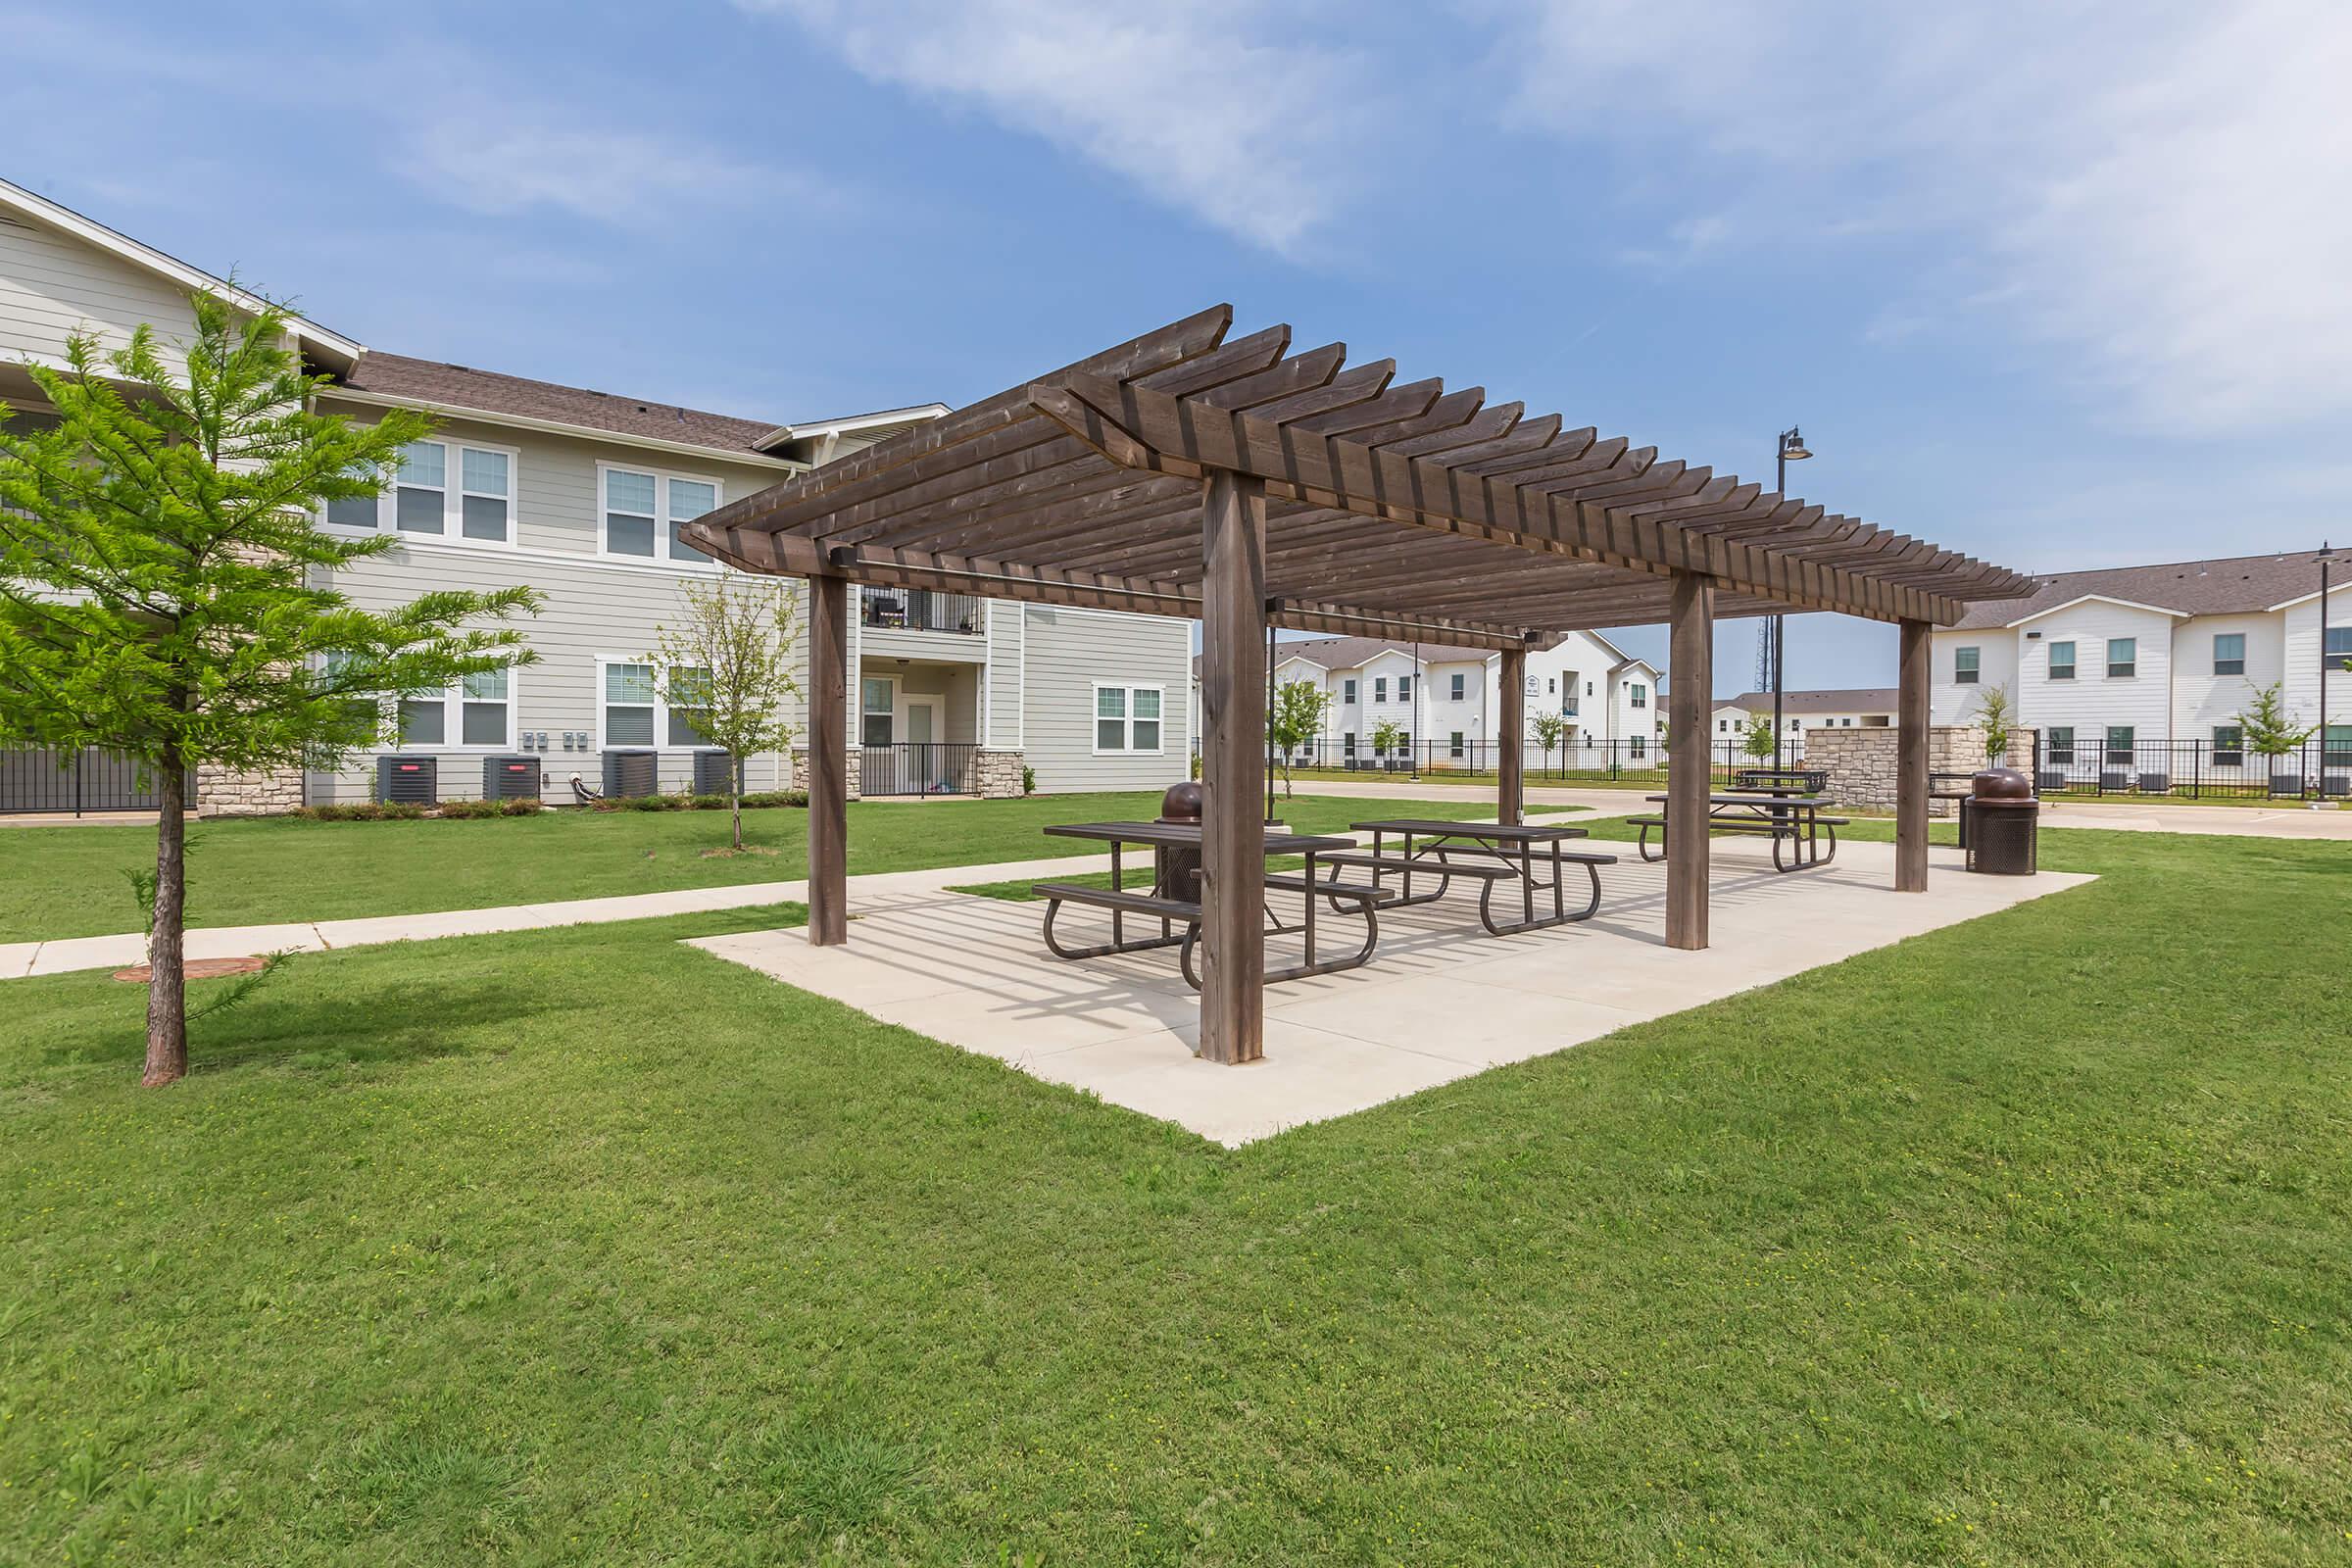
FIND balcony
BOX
[860,588,983,636]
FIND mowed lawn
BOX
[0,791,1528,944]
[2,829,2348,1563]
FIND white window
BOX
[1373,677,1388,703]
[1397,674,1412,703]
[1628,682,1647,708]
[1449,672,1465,701]
[327,438,515,545]
[1093,683,1164,754]
[861,677,895,747]
[396,665,515,750]
[1344,678,1357,704]
[604,662,658,746]
[601,465,723,564]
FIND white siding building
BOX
[1196,629,1661,768]
[0,177,1193,811]
[1710,689,1897,758]
[1931,550,2350,792]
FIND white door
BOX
[905,699,937,745]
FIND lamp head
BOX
[2318,539,2337,564]
[1779,427,1812,463]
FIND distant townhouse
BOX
[1930,548,2349,791]
[1710,688,1897,756]
[0,178,1192,812]
[1193,629,1661,767]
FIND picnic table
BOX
[1631,793,1846,872]
[1032,821,1380,990]
[1732,767,1828,796]
[1313,817,1618,936]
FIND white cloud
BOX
[736,0,1387,258]
[399,117,774,220]
[1490,0,2352,431]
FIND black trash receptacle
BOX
[1965,766,2039,875]
[1153,780,1203,901]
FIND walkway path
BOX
[3,810,1592,980]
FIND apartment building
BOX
[1710,688,1897,756]
[0,177,1192,811]
[1193,629,1661,766]
[1930,548,2349,789]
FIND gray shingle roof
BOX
[1719,688,1899,714]
[329,352,786,459]
[1947,548,2332,629]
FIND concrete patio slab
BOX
[688,839,2095,1146]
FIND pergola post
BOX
[1497,646,1526,825]
[1666,572,1714,951]
[1896,616,1931,892]
[807,572,850,946]
[1198,468,1269,1065]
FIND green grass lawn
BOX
[2,825,2347,1563]
[0,792,1527,945]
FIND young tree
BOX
[1740,710,1777,760]
[1370,717,1410,766]
[1530,710,1569,772]
[645,571,801,847]
[1975,682,2015,763]
[2236,681,2315,788]
[0,298,540,1086]
[1264,677,1330,799]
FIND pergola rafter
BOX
[687,307,2026,1066]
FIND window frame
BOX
[1627,682,1647,709]
[2104,724,2135,764]
[2211,724,2244,767]
[2106,637,2136,679]
[1449,672,1466,701]
[1373,676,1388,704]
[1343,678,1357,705]
[393,664,520,752]
[322,436,522,550]
[2046,640,2075,681]
[2045,725,2076,763]
[596,655,721,752]
[860,674,897,748]
[596,461,727,566]
[2324,626,2352,660]
[1953,646,1981,685]
[1090,681,1166,757]
[2211,632,2245,676]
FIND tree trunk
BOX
[729,761,743,852]
[142,763,188,1087]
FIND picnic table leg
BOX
[1302,850,1317,970]
[1111,842,1124,946]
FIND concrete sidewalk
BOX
[1,810,1593,980]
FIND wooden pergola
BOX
[684,307,2033,1065]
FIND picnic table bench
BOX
[1318,817,1618,935]
[1033,821,1383,990]
[1629,793,1846,873]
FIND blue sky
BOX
[10,0,2347,693]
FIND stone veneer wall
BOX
[195,763,305,817]
[1808,725,2037,816]
[791,746,861,802]
[972,749,1026,800]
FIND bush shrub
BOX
[297,801,428,821]
[294,790,803,821]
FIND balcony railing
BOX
[860,589,983,635]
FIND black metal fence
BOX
[2031,735,2352,800]
[1198,736,1749,787]
[860,742,978,796]
[1,748,197,814]
[859,588,984,635]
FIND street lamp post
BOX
[1770,426,1812,769]
[2320,542,2337,803]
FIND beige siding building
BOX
[0,178,1192,812]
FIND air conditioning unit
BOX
[691,750,741,795]
[374,756,437,806]
[2135,772,2171,796]
[482,756,542,800]
[602,749,658,799]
